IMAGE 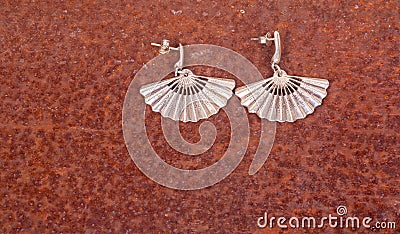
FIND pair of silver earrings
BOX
[139,31,329,123]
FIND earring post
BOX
[250,32,275,44]
[151,40,179,54]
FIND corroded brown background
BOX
[1,0,399,233]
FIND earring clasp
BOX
[251,31,281,65]
[151,39,184,76]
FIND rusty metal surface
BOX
[0,0,399,233]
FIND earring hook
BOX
[151,40,183,76]
[174,44,184,75]
[251,31,281,65]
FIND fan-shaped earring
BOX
[139,40,236,122]
[235,31,329,122]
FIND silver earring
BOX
[139,40,236,122]
[235,31,329,122]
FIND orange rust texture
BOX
[0,1,399,233]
